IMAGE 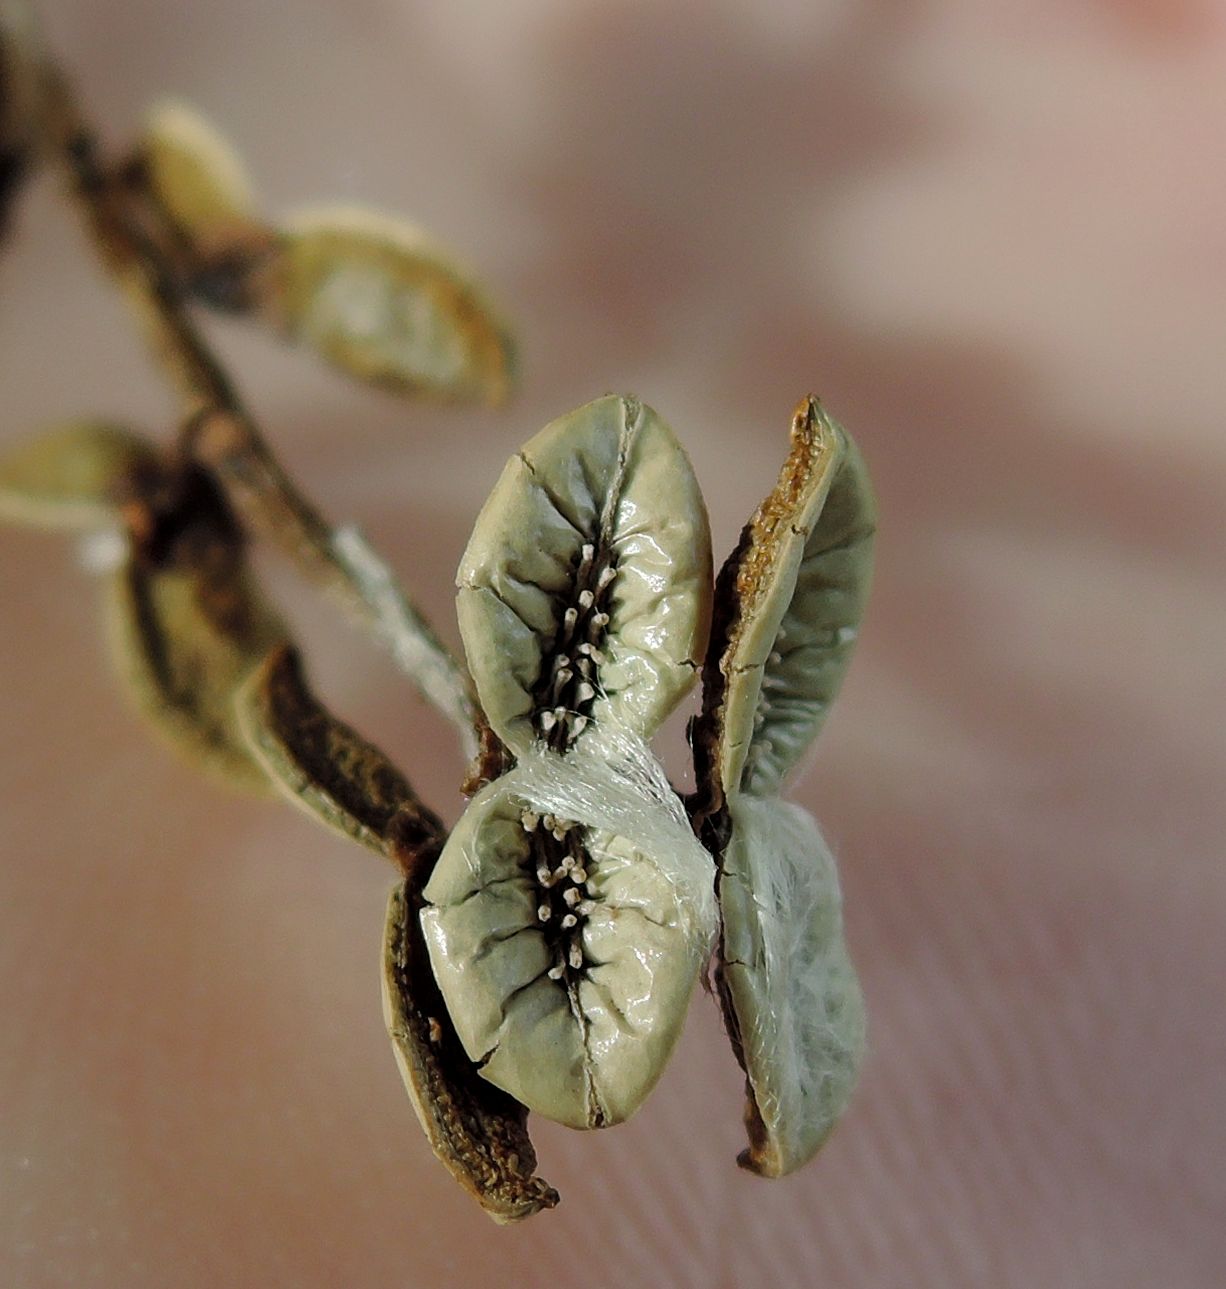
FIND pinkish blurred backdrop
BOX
[1,2,1223,1286]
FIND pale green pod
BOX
[264,206,516,405]
[420,769,707,1129]
[708,398,876,798]
[457,394,712,758]
[135,113,515,401]
[140,100,262,249]
[717,794,865,1177]
[0,421,155,530]
[696,398,875,1175]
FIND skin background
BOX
[1,1,1223,1285]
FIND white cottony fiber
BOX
[499,723,718,953]
[77,527,128,574]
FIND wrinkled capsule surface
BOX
[421,774,705,1129]
[457,394,711,757]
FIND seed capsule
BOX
[419,776,706,1130]
[455,395,712,757]
[699,398,876,798]
[694,398,876,1179]
[264,207,516,405]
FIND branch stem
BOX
[40,68,479,756]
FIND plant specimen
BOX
[0,8,876,1223]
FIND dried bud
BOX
[0,420,156,529]
[131,104,516,399]
[139,100,262,254]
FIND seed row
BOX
[521,808,596,985]
[533,541,616,751]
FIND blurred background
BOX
[1,1,1223,1285]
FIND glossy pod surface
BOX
[457,394,711,757]
[421,763,708,1130]
[718,795,864,1176]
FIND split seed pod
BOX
[236,645,559,1222]
[699,397,876,1176]
[134,103,515,402]
[717,796,865,1177]
[456,393,712,756]
[421,731,716,1129]
[707,398,876,798]
[425,395,717,1128]
[0,423,286,792]
[105,457,288,792]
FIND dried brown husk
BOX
[0,420,157,530]
[384,882,560,1223]
[0,426,284,793]
[106,460,287,792]
[234,646,557,1221]
[236,643,440,854]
